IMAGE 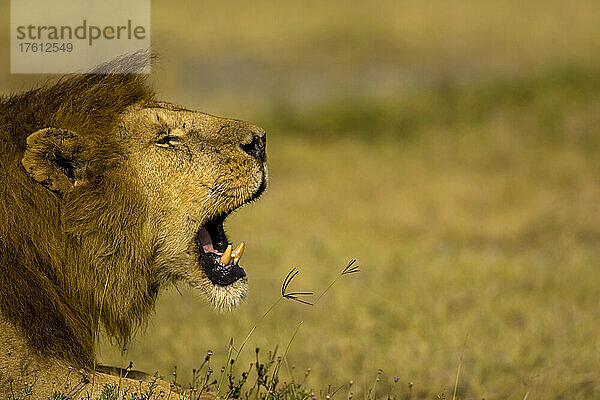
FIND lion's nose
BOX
[241,133,266,161]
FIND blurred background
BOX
[2,1,600,398]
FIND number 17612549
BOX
[19,42,73,53]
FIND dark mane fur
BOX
[0,70,156,367]
[0,72,154,150]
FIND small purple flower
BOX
[67,366,73,372]
[393,376,400,383]
[311,396,318,400]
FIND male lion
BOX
[0,69,267,397]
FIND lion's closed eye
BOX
[155,133,182,147]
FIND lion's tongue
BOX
[198,227,216,253]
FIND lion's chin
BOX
[193,277,248,312]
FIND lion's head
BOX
[117,101,267,307]
[0,69,266,366]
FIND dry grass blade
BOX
[342,259,360,275]
[281,268,300,296]
[313,259,360,306]
[281,268,314,305]
[452,334,469,400]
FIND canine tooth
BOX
[232,242,245,262]
[220,245,232,265]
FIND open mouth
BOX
[194,172,267,287]
[194,213,247,286]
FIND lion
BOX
[0,65,267,398]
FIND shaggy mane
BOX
[0,63,157,367]
[0,72,155,151]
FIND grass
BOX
[10,267,358,400]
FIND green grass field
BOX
[2,1,600,398]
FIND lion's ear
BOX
[21,128,88,196]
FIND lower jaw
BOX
[198,251,246,286]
